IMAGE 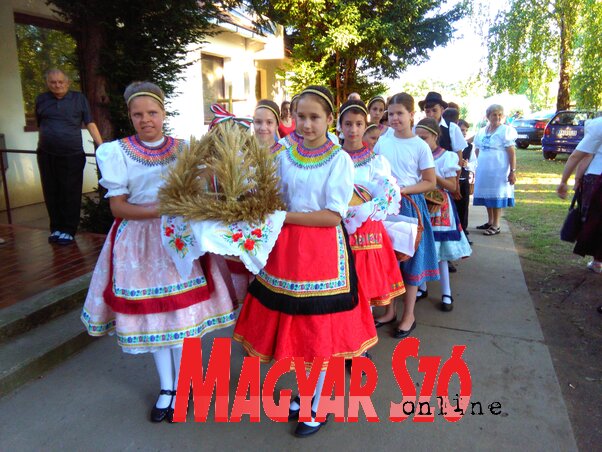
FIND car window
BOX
[551,112,589,126]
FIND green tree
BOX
[571,0,602,110]
[252,0,468,106]
[484,0,587,111]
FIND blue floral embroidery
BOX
[116,312,237,348]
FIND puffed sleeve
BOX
[503,125,518,147]
[441,152,460,178]
[96,141,129,198]
[325,150,354,217]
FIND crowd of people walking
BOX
[77,80,600,437]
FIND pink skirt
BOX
[81,218,238,354]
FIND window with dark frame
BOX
[201,54,225,124]
[14,13,80,132]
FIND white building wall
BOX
[167,27,286,139]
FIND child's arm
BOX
[109,195,159,220]
[400,167,436,195]
[285,210,342,227]
[437,175,457,192]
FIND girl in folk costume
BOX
[253,99,282,155]
[373,93,440,338]
[414,118,472,312]
[363,123,381,151]
[81,82,237,423]
[234,86,377,437]
[368,96,389,136]
[226,99,283,300]
[339,99,405,308]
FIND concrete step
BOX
[0,273,91,343]
[0,308,94,397]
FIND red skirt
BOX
[233,224,377,370]
[349,219,405,306]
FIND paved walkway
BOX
[0,209,578,451]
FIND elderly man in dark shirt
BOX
[36,69,103,245]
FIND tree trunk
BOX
[77,18,113,141]
[335,51,341,108]
[556,3,574,111]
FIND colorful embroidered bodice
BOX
[119,135,185,167]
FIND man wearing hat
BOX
[418,92,467,154]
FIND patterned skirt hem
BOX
[82,308,236,352]
[370,287,406,306]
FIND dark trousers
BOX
[37,152,86,236]
[454,178,471,232]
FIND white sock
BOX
[152,348,174,408]
[303,370,327,427]
[439,261,452,302]
[289,397,300,411]
[419,282,427,292]
[290,371,311,411]
[171,347,183,408]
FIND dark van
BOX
[541,110,601,160]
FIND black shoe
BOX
[416,289,428,300]
[56,232,75,245]
[150,389,175,423]
[448,262,457,273]
[476,222,491,230]
[294,415,329,437]
[166,390,178,423]
[288,396,316,421]
[393,321,416,339]
[48,231,61,243]
[468,239,474,246]
[374,316,397,328]
[440,295,454,312]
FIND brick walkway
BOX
[0,224,105,309]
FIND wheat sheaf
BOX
[158,122,285,224]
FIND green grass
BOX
[503,147,588,267]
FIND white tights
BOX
[152,347,182,409]
[290,370,327,426]
[420,261,452,302]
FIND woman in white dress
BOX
[472,104,518,235]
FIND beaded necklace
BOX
[287,138,339,169]
[345,145,375,168]
[119,135,183,166]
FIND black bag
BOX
[560,190,583,243]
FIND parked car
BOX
[513,112,555,149]
[541,110,602,159]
